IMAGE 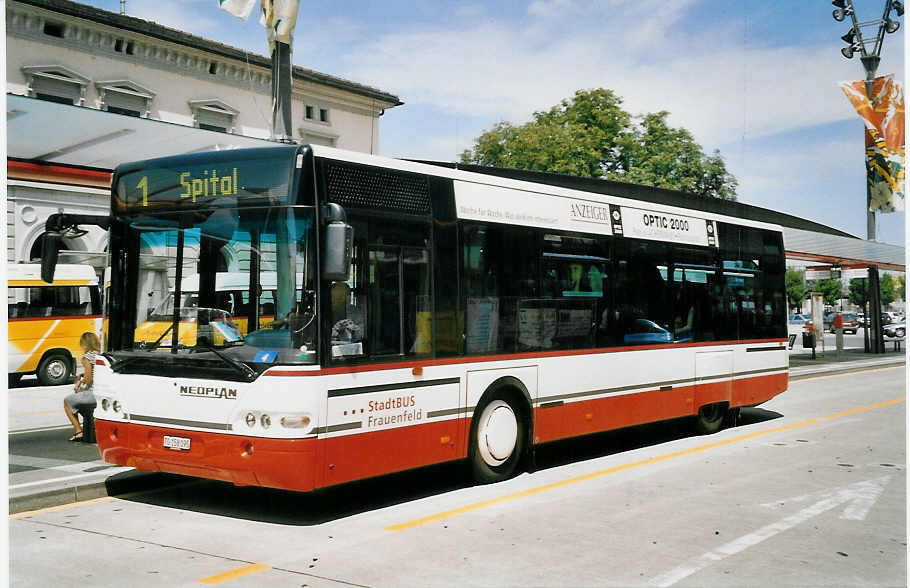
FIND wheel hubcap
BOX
[477,400,518,466]
[47,360,67,379]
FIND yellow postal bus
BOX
[8,264,102,386]
[133,272,299,348]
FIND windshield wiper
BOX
[142,322,175,351]
[196,341,258,381]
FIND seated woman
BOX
[64,332,100,442]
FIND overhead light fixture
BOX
[886,19,901,33]
[841,45,856,59]
[841,30,856,43]
[832,0,846,7]
[893,1,904,17]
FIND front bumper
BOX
[95,419,317,492]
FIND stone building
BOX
[6,0,401,268]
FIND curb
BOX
[790,358,905,381]
[9,359,906,515]
[9,470,175,515]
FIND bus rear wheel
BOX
[695,402,726,435]
[37,353,71,386]
[469,395,527,484]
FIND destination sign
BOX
[114,152,295,210]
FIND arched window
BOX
[29,233,64,262]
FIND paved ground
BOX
[9,364,906,586]
[8,346,905,514]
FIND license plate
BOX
[163,435,191,450]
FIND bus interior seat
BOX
[260,302,275,316]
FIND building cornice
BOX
[10,0,403,108]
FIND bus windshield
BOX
[113,206,317,373]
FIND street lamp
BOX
[833,1,902,354]
[833,0,903,240]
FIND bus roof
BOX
[309,145,788,234]
[116,143,790,235]
[8,264,98,286]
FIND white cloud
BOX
[341,2,903,153]
[129,0,220,35]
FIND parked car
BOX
[787,315,810,339]
[884,321,905,339]
[837,312,860,334]
[823,312,835,331]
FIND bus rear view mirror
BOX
[323,222,353,281]
[322,203,353,281]
[40,234,61,283]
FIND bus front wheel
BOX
[469,394,527,484]
[694,402,727,435]
[37,353,71,386]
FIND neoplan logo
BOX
[179,385,238,399]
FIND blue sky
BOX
[87,0,905,246]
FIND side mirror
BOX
[321,203,352,281]
[323,222,353,281]
[40,234,61,284]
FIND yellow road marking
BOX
[197,563,271,584]
[824,396,905,419]
[10,496,114,519]
[386,394,905,532]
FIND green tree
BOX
[786,268,808,313]
[848,278,868,307]
[879,273,897,306]
[813,278,843,307]
[460,89,737,199]
[848,275,899,308]
[899,274,905,301]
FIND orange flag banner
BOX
[840,75,905,213]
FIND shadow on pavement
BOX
[110,408,784,526]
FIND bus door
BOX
[694,351,733,412]
[322,243,463,486]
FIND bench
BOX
[75,403,97,443]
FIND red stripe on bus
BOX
[8,315,103,322]
[534,372,788,443]
[264,339,788,377]
[95,372,786,493]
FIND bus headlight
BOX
[260,413,271,428]
[101,398,110,411]
[280,414,313,432]
[245,412,256,427]
[112,400,121,413]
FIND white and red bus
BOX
[42,144,788,491]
